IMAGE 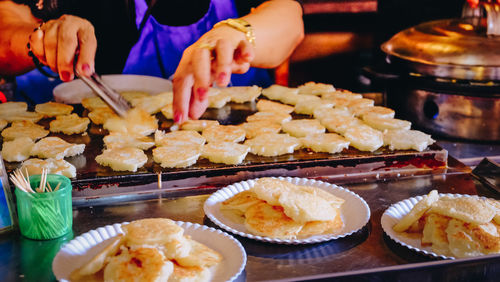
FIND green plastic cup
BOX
[15,174,72,240]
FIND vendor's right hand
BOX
[29,15,97,81]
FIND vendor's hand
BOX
[172,26,255,123]
[29,15,97,81]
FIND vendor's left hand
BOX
[172,26,254,123]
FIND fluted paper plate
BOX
[52,221,246,282]
[204,177,371,244]
[381,193,491,260]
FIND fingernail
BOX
[174,111,182,123]
[197,87,208,101]
[61,71,71,81]
[82,64,91,75]
[217,72,227,84]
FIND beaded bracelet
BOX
[26,22,58,78]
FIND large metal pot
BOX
[375,4,500,141]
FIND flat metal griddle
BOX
[3,101,448,195]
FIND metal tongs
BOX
[76,71,131,117]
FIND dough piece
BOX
[246,111,292,124]
[175,238,223,268]
[429,197,496,225]
[261,84,299,101]
[244,133,300,157]
[1,137,34,162]
[353,106,395,119]
[0,119,7,131]
[103,108,158,136]
[300,133,350,154]
[344,124,384,152]
[294,99,335,115]
[49,113,90,135]
[279,93,320,106]
[31,137,85,159]
[35,102,73,117]
[180,119,219,132]
[1,120,49,141]
[88,107,119,125]
[103,132,155,150]
[0,111,43,123]
[256,99,294,114]
[160,103,173,120]
[362,115,411,131]
[297,81,335,95]
[21,158,77,178]
[95,147,147,172]
[0,102,27,115]
[282,119,325,137]
[155,130,205,147]
[207,88,231,108]
[122,218,185,246]
[244,202,303,239]
[239,121,281,139]
[201,142,250,165]
[131,92,173,114]
[202,125,246,143]
[320,115,364,135]
[393,190,439,232]
[152,144,201,168]
[81,97,109,111]
[103,247,174,282]
[383,129,435,152]
[221,85,262,103]
[313,107,352,121]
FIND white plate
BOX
[381,193,490,260]
[53,74,172,104]
[204,177,371,244]
[52,221,246,282]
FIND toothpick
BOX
[47,181,53,192]
[54,182,61,191]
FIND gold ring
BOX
[197,42,215,51]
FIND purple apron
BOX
[123,0,272,87]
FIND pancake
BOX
[1,137,34,162]
[346,98,375,111]
[244,133,300,157]
[202,125,246,143]
[250,177,292,206]
[35,101,73,117]
[175,238,222,268]
[383,129,435,152]
[393,190,439,232]
[152,144,201,168]
[0,119,7,131]
[168,263,211,282]
[120,91,150,102]
[131,92,173,114]
[278,189,337,223]
[21,158,77,178]
[81,97,109,111]
[446,219,500,258]
[160,103,174,120]
[95,147,147,172]
[343,124,384,152]
[429,197,496,225]
[221,85,262,103]
[221,190,264,215]
[123,218,184,246]
[103,132,155,150]
[207,88,231,108]
[313,107,352,121]
[256,99,294,114]
[244,202,303,239]
[322,91,363,101]
[180,120,219,132]
[239,121,281,139]
[155,130,205,147]
[294,99,334,115]
[362,115,411,131]
[279,93,320,106]
[0,110,43,123]
[49,113,90,135]
[421,213,452,256]
[320,114,364,135]
[31,137,85,159]
[88,108,119,125]
[299,133,350,154]
[281,119,325,137]
[0,101,27,115]
[246,111,292,124]
[297,81,335,95]
[201,142,249,165]
[353,106,395,119]
[103,108,158,136]
[298,210,344,237]
[261,84,299,101]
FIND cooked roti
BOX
[343,124,384,152]
[21,158,77,178]
[244,133,300,157]
[49,113,90,135]
[1,137,34,162]
[201,142,250,165]
[95,147,147,172]
[281,119,325,137]
[31,137,85,159]
[256,99,294,114]
[299,133,350,154]
[35,102,73,117]
[202,125,246,143]
[221,85,262,103]
[383,129,435,152]
[152,144,201,168]
[1,120,49,141]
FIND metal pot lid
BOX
[381,18,500,81]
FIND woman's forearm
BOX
[242,0,304,68]
[0,1,39,76]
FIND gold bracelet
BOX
[213,18,255,46]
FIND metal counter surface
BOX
[1,171,499,282]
